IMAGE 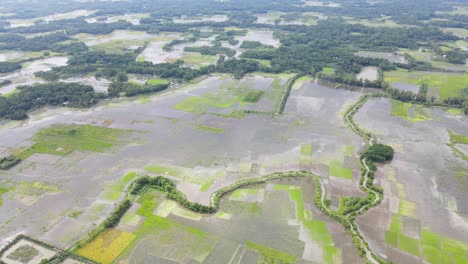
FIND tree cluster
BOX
[108,81,169,97]
[0,82,98,120]
[131,176,216,214]
[363,144,394,163]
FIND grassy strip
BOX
[448,130,468,161]
[246,240,296,264]
[274,74,303,115]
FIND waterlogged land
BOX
[0,1,467,263]
[0,75,372,263]
[1,71,466,264]
[355,98,468,264]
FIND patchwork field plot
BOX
[13,124,133,161]
[174,74,293,116]
[391,100,432,122]
[354,97,468,264]
[1,1,468,264]
[77,229,136,264]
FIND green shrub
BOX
[243,90,264,103]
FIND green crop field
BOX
[385,70,468,100]
[15,124,132,160]
[246,240,297,264]
[328,160,353,179]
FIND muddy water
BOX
[303,0,341,7]
[136,33,184,63]
[236,30,280,48]
[138,35,217,64]
[0,75,365,252]
[0,51,25,62]
[356,66,379,81]
[354,98,468,262]
[391,82,419,93]
[62,76,110,92]
[356,51,407,64]
[0,56,68,95]
[173,15,228,24]
[123,178,361,264]
[75,30,155,46]
[42,10,96,22]
[86,13,149,25]
[228,29,280,57]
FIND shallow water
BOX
[235,30,280,48]
[62,76,110,92]
[0,76,365,252]
[0,56,68,95]
[0,51,25,62]
[75,30,155,46]
[356,51,407,64]
[173,15,228,24]
[355,98,468,254]
[85,13,149,25]
[356,66,379,81]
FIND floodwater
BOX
[137,35,218,64]
[7,10,96,28]
[74,30,155,46]
[173,15,228,24]
[356,51,407,64]
[85,13,149,25]
[391,82,419,93]
[0,75,366,258]
[356,66,379,81]
[0,56,68,95]
[122,178,361,264]
[303,1,341,7]
[0,51,25,62]
[62,76,110,92]
[235,30,280,48]
[355,98,468,263]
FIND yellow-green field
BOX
[391,100,432,122]
[77,229,136,264]
[385,70,468,100]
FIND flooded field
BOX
[303,1,341,7]
[235,30,280,48]
[85,13,149,25]
[384,70,468,100]
[356,51,407,64]
[173,15,228,24]
[74,30,155,47]
[137,34,220,66]
[62,76,110,93]
[355,98,468,264]
[0,75,367,263]
[7,10,96,28]
[356,66,379,81]
[118,178,361,264]
[255,12,326,26]
[0,56,68,95]
[0,51,26,62]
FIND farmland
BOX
[0,0,467,264]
